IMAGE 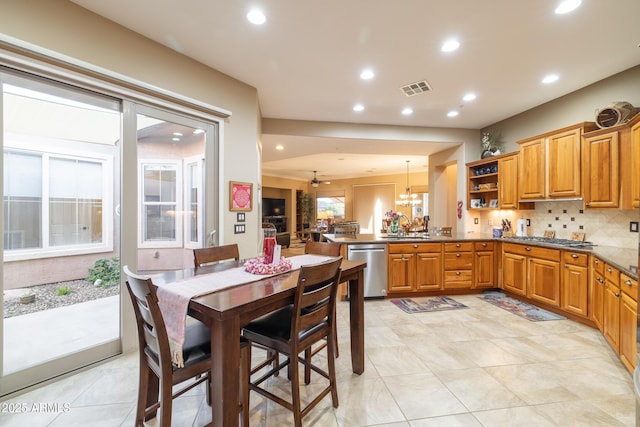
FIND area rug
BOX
[391,296,468,314]
[478,291,566,322]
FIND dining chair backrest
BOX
[334,226,357,236]
[292,257,343,349]
[193,244,240,267]
[123,265,169,367]
[304,240,342,257]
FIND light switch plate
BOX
[234,224,246,234]
[630,221,639,233]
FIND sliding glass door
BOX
[1,72,122,394]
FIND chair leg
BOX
[327,334,339,408]
[136,365,153,425]
[289,351,303,427]
[158,375,173,427]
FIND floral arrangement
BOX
[244,256,292,275]
[481,130,502,154]
[385,209,402,219]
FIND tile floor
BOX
[0,294,635,426]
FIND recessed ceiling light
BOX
[275,144,284,151]
[172,132,183,136]
[172,137,180,141]
[542,74,559,84]
[360,69,375,80]
[193,129,204,134]
[447,110,459,117]
[555,0,582,14]
[401,107,413,115]
[353,104,364,112]
[247,9,266,25]
[463,93,477,102]
[441,39,460,52]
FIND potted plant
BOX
[299,192,315,229]
[481,130,502,158]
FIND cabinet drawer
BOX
[621,273,638,301]
[502,242,560,261]
[444,252,473,270]
[474,241,494,251]
[388,243,441,254]
[592,257,605,275]
[562,251,588,267]
[444,242,473,252]
[444,270,473,287]
[605,264,620,285]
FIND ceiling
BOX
[71,0,640,183]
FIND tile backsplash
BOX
[476,201,639,249]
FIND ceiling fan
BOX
[310,171,331,187]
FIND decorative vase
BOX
[481,149,494,159]
[389,217,399,234]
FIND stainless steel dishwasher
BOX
[347,244,387,298]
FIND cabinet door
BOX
[630,121,640,208]
[416,252,442,290]
[498,154,518,209]
[528,257,560,307]
[591,273,605,331]
[548,128,582,198]
[603,280,621,352]
[502,252,527,296]
[562,263,588,317]
[475,250,495,288]
[387,253,415,293]
[620,293,637,372]
[518,137,546,200]
[583,131,619,208]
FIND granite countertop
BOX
[323,233,638,280]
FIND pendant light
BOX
[396,160,421,206]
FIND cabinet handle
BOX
[625,280,633,286]
[525,247,531,251]
[482,243,487,247]
[455,271,461,275]
[456,243,461,247]
[565,265,569,269]
[615,292,621,298]
[594,260,599,265]
[413,244,418,248]
[456,253,461,257]
[607,268,612,273]
[571,254,578,258]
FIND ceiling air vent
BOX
[400,80,432,96]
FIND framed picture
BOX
[470,199,482,208]
[489,199,499,208]
[230,181,253,211]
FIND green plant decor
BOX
[88,257,121,287]
[300,193,315,225]
[56,286,71,296]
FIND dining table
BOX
[151,257,366,427]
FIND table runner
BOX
[156,254,334,367]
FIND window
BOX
[3,143,113,260]
[316,191,345,220]
[140,161,181,246]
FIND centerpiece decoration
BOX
[244,256,292,275]
[385,209,401,234]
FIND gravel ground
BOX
[3,279,120,318]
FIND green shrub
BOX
[88,257,120,287]
[56,286,71,296]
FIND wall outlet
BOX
[234,224,246,234]
[630,221,639,233]
[474,218,479,225]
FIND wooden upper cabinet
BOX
[498,153,519,209]
[548,127,582,198]
[582,130,620,208]
[631,119,640,208]
[517,137,546,200]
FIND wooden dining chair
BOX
[123,266,250,427]
[242,257,342,427]
[193,243,240,267]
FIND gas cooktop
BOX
[505,236,595,248]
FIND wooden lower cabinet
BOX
[474,241,496,288]
[620,292,637,372]
[528,257,560,307]
[502,251,527,296]
[502,243,560,306]
[602,263,621,352]
[591,258,605,330]
[561,251,589,318]
[443,242,473,289]
[387,243,441,293]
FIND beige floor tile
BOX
[367,345,430,377]
[409,413,484,426]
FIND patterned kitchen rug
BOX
[391,296,468,314]
[478,291,566,322]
